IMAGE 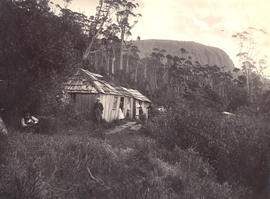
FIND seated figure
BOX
[0,109,8,163]
[0,108,7,136]
[0,116,7,136]
[21,112,39,133]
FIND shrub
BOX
[149,146,247,199]
[0,133,116,198]
[145,102,269,195]
[0,129,247,199]
[0,133,174,199]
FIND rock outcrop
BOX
[134,39,234,71]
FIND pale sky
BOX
[54,0,270,72]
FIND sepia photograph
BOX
[0,0,270,198]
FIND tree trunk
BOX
[126,56,129,73]
[135,62,138,82]
[112,57,115,75]
[155,67,157,89]
[144,63,147,79]
[83,0,107,60]
[112,47,116,75]
[106,56,110,74]
[119,27,125,71]
[94,52,97,70]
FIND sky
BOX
[54,0,270,73]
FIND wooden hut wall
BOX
[134,100,139,119]
[134,100,150,119]
[72,93,98,115]
[130,98,134,119]
[69,93,149,122]
[122,96,133,119]
[142,102,150,119]
[100,94,120,122]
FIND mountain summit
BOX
[134,39,234,71]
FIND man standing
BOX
[138,102,145,121]
[94,98,104,124]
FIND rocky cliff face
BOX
[134,39,234,71]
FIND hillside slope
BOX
[134,39,234,71]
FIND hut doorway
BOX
[133,100,136,119]
[120,97,124,111]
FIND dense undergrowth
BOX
[144,101,270,198]
[0,130,247,199]
[1,99,269,199]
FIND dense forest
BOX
[1,0,270,198]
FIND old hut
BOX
[123,88,151,119]
[64,68,151,122]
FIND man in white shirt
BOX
[0,108,7,136]
[21,112,39,133]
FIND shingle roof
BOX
[64,68,151,103]
[64,77,98,93]
[115,86,133,98]
[123,88,151,103]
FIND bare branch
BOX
[86,167,104,185]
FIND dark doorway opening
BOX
[133,100,136,119]
[120,97,124,111]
